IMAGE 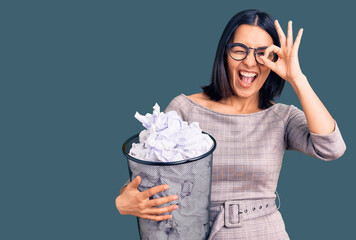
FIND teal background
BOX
[1,0,355,239]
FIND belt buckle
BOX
[224,200,243,228]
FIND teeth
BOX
[240,71,257,77]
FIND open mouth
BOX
[238,70,258,86]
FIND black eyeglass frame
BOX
[226,43,278,65]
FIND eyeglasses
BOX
[226,43,278,65]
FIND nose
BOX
[242,50,257,67]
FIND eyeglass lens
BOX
[229,45,276,64]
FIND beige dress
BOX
[162,94,346,239]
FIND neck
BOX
[219,95,260,114]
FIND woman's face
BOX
[227,24,274,102]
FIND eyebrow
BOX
[231,42,269,49]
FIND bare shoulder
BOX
[186,93,212,107]
[187,92,210,100]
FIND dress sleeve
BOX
[284,105,346,161]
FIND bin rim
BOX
[122,131,216,166]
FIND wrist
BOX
[290,75,308,92]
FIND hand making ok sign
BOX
[260,20,305,84]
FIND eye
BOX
[256,48,266,56]
[232,50,247,54]
[230,46,247,51]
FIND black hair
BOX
[201,9,284,109]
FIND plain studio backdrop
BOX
[1,0,355,239]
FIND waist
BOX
[210,188,279,202]
[209,198,277,228]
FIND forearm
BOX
[290,75,335,135]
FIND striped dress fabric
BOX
[161,93,347,239]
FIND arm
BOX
[290,76,334,135]
[263,20,334,134]
[261,20,346,160]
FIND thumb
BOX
[259,55,275,70]
[129,175,141,189]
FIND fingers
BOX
[275,20,286,47]
[276,20,303,51]
[292,28,304,55]
[264,44,281,57]
[141,184,170,199]
[140,213,173,222]
[144,204,179,215]
[260,55,275,71]
[128,175,141,189]
[148,194,178,207]
[260,44,280,71]
[274,20,304,60]
[287,20,293,48]
[139,204,179,221]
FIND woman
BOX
[116,9,346,239]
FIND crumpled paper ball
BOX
[129,103,213,162]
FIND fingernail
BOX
[163,185,170,190]
[173,195,178,200]
[173,205,178,210]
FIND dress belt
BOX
[208,198,278,240]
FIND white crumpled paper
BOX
[129,103,213,162]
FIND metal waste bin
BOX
[122,132,216,240]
